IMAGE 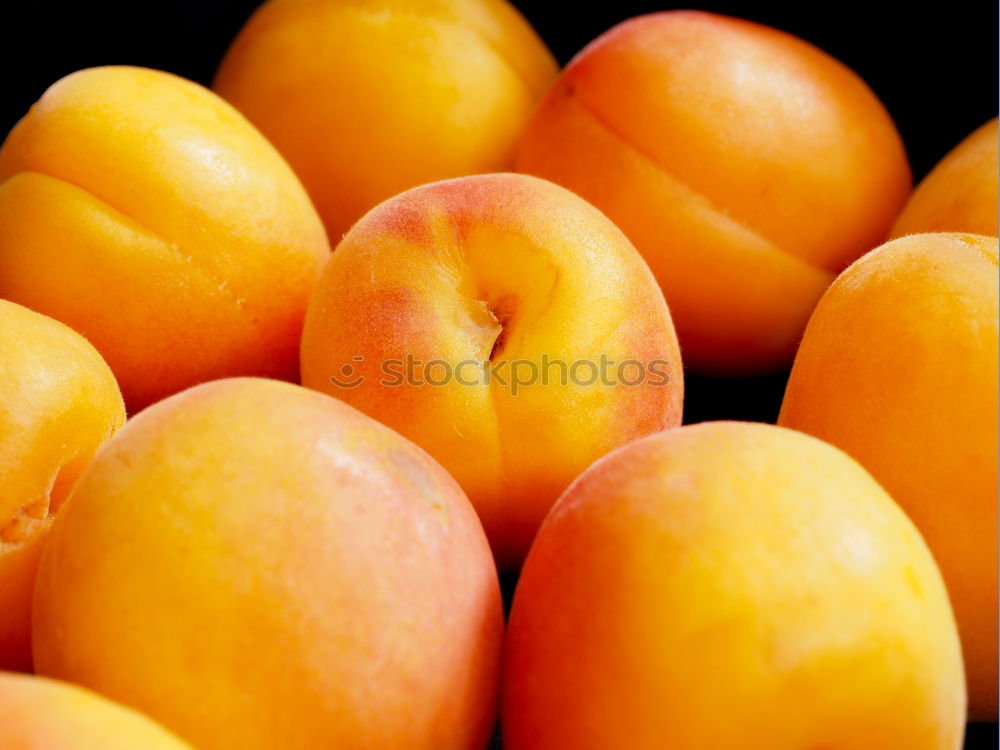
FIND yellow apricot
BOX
[780,232,999,718]
[516,11,910,374]
[215,0,558,239]
[300,173,683,567]
[0,66,330,412]
[0,299,124,671]
[504,422,965,750]
[32,377,502,750]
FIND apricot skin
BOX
[215,0,558,240]
[779,232,999,719]
[891,118,999,238]
[0,66,330,413]
[0,300,125,672]
[515,11,911,374]
[0,672,194,750]
[32,378,502,750]
[503,422,965,750]
[300,173,683,568]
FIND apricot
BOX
[0,672,193,749]
[0,66,330,413]
[32,377,502,750]
[299,173,683,567]
[503,422,965,750]
[779,232,999,719]
[515,11,911,374]
[891,118,999,238]
[215,0,558,240]
[0,300,124,671]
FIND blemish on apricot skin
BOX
[487,293,519,361]
[0,461,77,545]
[1,501,45,545]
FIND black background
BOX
[3,1,997,745]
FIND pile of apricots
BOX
[0,2,996,749]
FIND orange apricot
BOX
[215,0,558,240]
[891,118,998,238]
[779,232,999,719]
[0,300,124,671]
[0,672,194,750]
[299,173,683,567]
[515,11,910,374]
[504,422,965,750]
[0,66,330,413]
[32,377,502,750]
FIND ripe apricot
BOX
[32,377,502,750]
[300,173,683,567]
[891,118,999,238]
[0,672,193,750]
[515,11,910,374]
[215,0,558,240]
[0,300,124,671]
[779,232,999,719]
[0,66,330,412]
[503,422,965,750]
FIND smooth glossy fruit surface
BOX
[504,422,965,750]
[516,11,910,373]
[780,232,999,719]
[33,378,502,750]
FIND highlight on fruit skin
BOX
[891,118,999,238]
[215,0,558,240]
[0,299,125,672]
[503,421,966,750]
[0,65,331,413]
[0,672,195,750]
[779,232,999,720]
[32,377,503,750]
[299,172,684,569]
[515,10,911,375]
